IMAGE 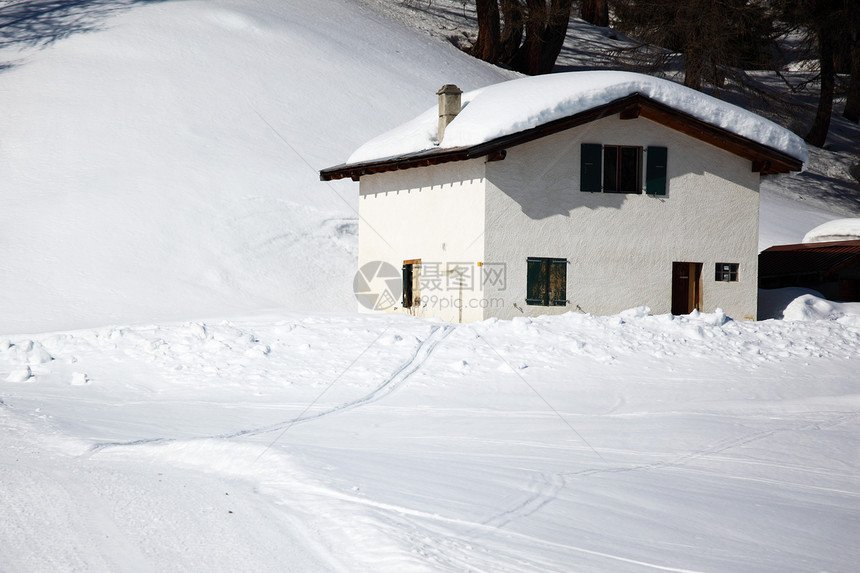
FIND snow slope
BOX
[0,0,515,334]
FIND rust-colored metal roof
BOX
[759,240,860,278]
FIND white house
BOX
[321,72,807,322]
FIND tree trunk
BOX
[845,52,860,123]
[680,2,704,91]
[510,0,572,75]
[581,0,608,27]
[500,0,524,63]
[843,13,860,123]
[537,0,574,74]
[805,31,835,147]
[471,0,501,63]
[683,48,704,91]
[512,0,547,75]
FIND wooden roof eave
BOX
[319,93,803,181]
[319,147,476,182]
[632,97,803,175]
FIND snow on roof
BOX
[802,218,860,243]
[348,71,808,166]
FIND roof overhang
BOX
[320,93,803,182]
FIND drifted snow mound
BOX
[782,293,860,327]
[802,219,860,243]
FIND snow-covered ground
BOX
[1,0,859,571]
[3,309,859,572]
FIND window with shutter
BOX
[583,144,647,194]
[527,257,567,306]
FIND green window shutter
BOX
[549,259,568,306]
[646,146,668,195]
[580,143,602,192]
[526,258,548,305]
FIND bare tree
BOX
[469,0,575,75]
[775,0,849,146]
[804,28,836,146]
[611,0,778,91]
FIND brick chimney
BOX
[436,84,462,143]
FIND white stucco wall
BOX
[483,115,761,320]
[357,160,488,322]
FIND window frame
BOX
[715,262,739,282]
[603,145,642,194]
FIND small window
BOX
[526,258,567,306]
[715,263,739,282]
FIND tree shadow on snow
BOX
[0,0,169,53]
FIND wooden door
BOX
[672,262,702,315]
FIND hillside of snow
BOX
[0,0,516,334]
[1,1,859,572]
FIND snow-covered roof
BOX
[802,219,860,244]
[346,71,808,167]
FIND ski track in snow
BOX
[568,411,860,480]
[88,324,454,453]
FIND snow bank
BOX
[782,293,860,327]
[802,218,860,243]
[760,288,860,326]
[349,71,808,165]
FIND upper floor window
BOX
[581,144,668,195]
[604,145,642,193]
